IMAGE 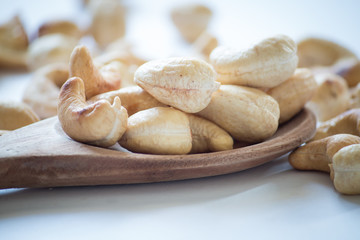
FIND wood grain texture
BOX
[0,108,316,189]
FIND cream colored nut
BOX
[171,3,212,43]
[38,20,83,39]
[0,15,28,69]
[197,85,280,143]
[312,108,360,141]
[134,57,220,113]
[119,107,192,155]
[349,83,360,109]
[306,73,350,122]
[69,45,121,99]
[210,35,298,88]
[94,41,147,88]
[100,38,147,67]
[58,77,128,147]
[192,31,218,58]
[187,114,233,153]
[297,37,357,68]
[289,134,360,172]
[267,68,317,123]
[88,85,167,116]
[0,101,39,130]
[332,58,360,88]
[27,33,78,70]
[330,144,360,195]
[22,63,69,119]
[89,0,126,47]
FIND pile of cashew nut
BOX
[1,1,360,195]
[290,38,360,195]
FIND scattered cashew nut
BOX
[88,0,126,47]
[171,3,212,43]
[22,63,69,119]
[306,73,350,122]
[297,37,357,68]
[0,15,28,69]
[38,20,83,39]
[289,134,360,172]
[0,101,39,131]
[27,33,78,70]
[312,108,360,141]
[330,144,360,195]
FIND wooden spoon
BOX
[0,108,316,189]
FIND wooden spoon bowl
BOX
[0,108,316,189]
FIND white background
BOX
[1,0,360,239]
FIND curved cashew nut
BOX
[297,37,357,68]
[289,134,360,172]
[306,73,350,122]
[0,101,39,131]
[69,45,122,99]
[27,33,78,70]
[312,108,360,141]
[23,63,69,119]
[58,77,128,147]
[38,20,83,39]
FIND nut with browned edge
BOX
[58,77,128,147]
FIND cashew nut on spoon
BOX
[58,77,128,147]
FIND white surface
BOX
[1,0,360,239]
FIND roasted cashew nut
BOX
[187,114,233,153]
[0,101,39,131]
[88,0,126,47]
[58,77,128,147]
[27,33,78,70]
[119,107,192,155]
[197,85,280,143]
[171,3,212,43]
[22,63,69,119]
[69,45,122,99]
[297,37,357,68]
[330,144,360,195]
[38,20,83,39]
[289,134,360,172]
[134,57,220,113]
[312,108,360,141]
[267,68,317,123]
[306,73,350,122]
[209,35,298,88]
[0,15,28,69]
